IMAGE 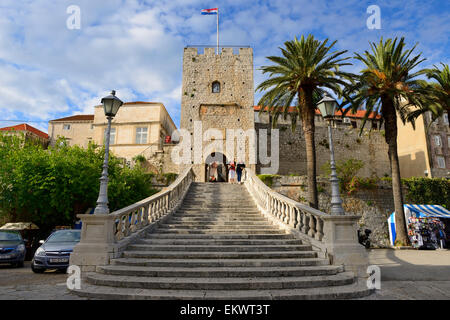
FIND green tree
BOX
[0,134,157,234]
[256,34,352,209]
[343,37,431,245]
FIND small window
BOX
[136,127,148,144]
[212,81,220,93]
[63,124,71,130]
[444,114,449,125]
[90,124,94,130]
[434,135,441,146]
[437,156,445,169]
[104,128,116,145]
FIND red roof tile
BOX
[0,123,49,139]
[253,106,381,119]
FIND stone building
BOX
[179,47,255,182]
[48,102,177,166]
[397,112,450,178]
[0,123,49,147]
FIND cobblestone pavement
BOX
[0,261,87,300]
[0,249,449,300]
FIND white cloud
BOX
[0,0,447,132]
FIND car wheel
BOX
[31,262,45,273]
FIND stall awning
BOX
[404,204,450,218]
[0,222,39,230]
[387,204,450,246]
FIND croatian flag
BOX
[201,8,218,15]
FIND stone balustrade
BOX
[70,166,195,271]
[243,168,369,277]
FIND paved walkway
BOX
[360,248,450,300]
[0,249,449,300]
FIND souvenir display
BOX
[407,217,446,249]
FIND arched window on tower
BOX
[212,81,220,93]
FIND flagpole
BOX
[217,8,219,54]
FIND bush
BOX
[0,134,157,234]
[403,177,450,209]
[321,158,364,192]
[257,174,281,187]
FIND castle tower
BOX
[180,47,255,182]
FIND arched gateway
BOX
[205,152,228,182]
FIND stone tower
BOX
[180,47,255,182]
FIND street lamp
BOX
[317,92,345,215]
[94,90,123,214]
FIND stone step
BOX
[122,250,317,259]
[153,229,285,234]
[136,238,303,245]
[111,257,330,268]
[157,224,277,230]
[167,216,271,225]
[85,272,355,290]
[173,212,262,216]
[96,265,342,278]
[126,244,312,252]
[72,280,373,300]
[145,233,294,239]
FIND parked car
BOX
[31,229,81,273]
[0,230,26,267]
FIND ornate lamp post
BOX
[317,93,345,215]
[94,90,123,214]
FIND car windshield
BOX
[0,231,22,241]
[46,230,81,243]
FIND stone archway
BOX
[205,152,228,182]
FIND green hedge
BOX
[403,177,450,209]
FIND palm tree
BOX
[424,63,450,127]
[256,34,352,209]
[343,37,431,245]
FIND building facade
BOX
[397,112,450,178]
[49,102,177,166]
[48,115,94,148]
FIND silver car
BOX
[31,229,81,273]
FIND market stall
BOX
[388,204,450,249]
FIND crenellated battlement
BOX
[184,46,252,56]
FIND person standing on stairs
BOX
[236,159,245,184]
[228,159,237,184]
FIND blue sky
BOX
[0,0,448,132]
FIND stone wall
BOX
[256,122,391,178]
[270,175,395,248]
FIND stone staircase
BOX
[72,183,372,299]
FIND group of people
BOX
[208,159,246,184]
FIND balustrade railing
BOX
[243,168,368,277]
[70,166,195,271]
[111,166,195,242]
[244,168,326,242]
